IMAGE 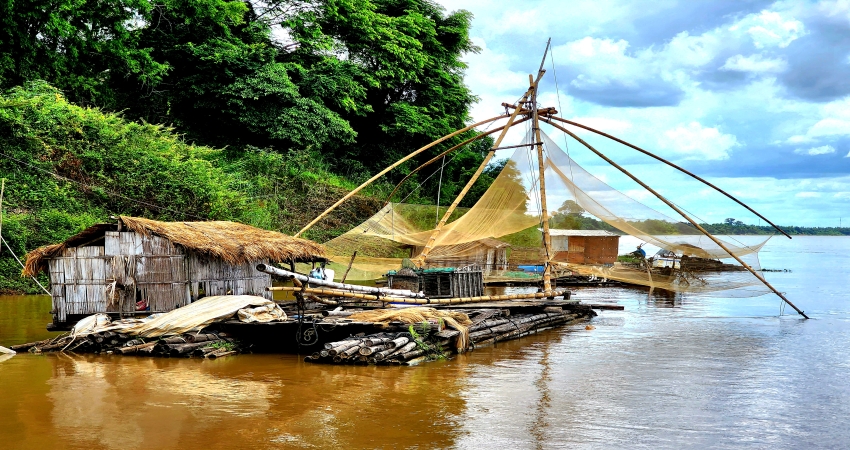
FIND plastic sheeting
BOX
[74,295,287,338]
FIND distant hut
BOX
[409,238,510,275]
[23,216,325,329]
[548,229,620,264]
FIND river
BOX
[1,236,848,449]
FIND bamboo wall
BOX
[47,231,272,323]
[187,254,272,300]
[418,246,508,275]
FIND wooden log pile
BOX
[304,331,452,366]
[9,331,242,359]
[304,306,588,365]
[466,310,579,349]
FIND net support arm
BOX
[542,118,809,319]
[546,115,791,239]
[295,114,510,237]
[385,116,532,205]
[411,84,539,267]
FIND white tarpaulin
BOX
[73,295,286,338]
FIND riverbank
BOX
[2,236,848,449]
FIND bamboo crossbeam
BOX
[542,119,809,319]
[545,116,791,239]
[412,70,547,267]
[295,114,511,237]
[385,116,532,204]
[266,285,569,305]
[256,263,424,298]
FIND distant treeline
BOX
[699,222,850,236]
[549,206,850,236]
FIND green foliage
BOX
[700,222,850,236]
[0,0,169,106]
[208,341,236,351]
[0,82,382,293]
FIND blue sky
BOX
[434,0,850,227]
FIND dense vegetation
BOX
[0,1,845,295]
[0,0,503,293]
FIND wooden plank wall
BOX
[552,236,620,264]
[187,255,272,301]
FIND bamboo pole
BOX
[546,116,791,239]
[533,39,554,293]
[295,114,510,237]
[0,178,4,257]
[412,77,544,266]
[384,116,532,204]
[542,118,809,319]
[340,251,357,283]
[256,263,424,298]
[267,285,569,305]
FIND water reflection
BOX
[2,237,850,448]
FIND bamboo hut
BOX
[23,216,325,329]
[407,238,510,275]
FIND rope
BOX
[1,236,50,295]
[0,150,206,220]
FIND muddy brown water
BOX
[2,236,849,449]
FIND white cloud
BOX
[556,37,646,90]
[720,54,787,73]
[657,122,738,160]
[795,191,821,198]
[794,145,836,155]
[783,96,850,143]
[736,10,806,49]
[566,117,633,133]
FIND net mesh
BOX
[319,128,771,297]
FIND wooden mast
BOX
[531,38,553,293]
[542,118,809,319]
[410,85,536,267]
[411,41,554,269]
[295,114,511,238]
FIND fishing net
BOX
[320,127,771,297]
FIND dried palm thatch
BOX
[23,217,326,276]
[347,307,473,351]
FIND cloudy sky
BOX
[434,0,850,227]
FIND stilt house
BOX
[23,217,325,329]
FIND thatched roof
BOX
[23,216,326,276]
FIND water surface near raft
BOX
[1,236,849,449]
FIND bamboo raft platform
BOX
[8,298,608,364]
[10,330,241,359]
[215,298,598,356]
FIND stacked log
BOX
[10,331,241,358]
[305,332,440,365]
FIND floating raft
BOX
[10,330,241,359]
[226,300,598,362]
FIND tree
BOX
[0,0,169,106]
[282,0,479,178]
[556,200,585,216]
